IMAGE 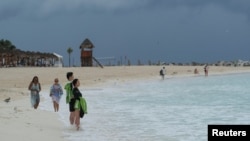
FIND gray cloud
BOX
[1,0,250,21]
[0,0,149,20]
[148,0,250,18]
[1,0,250,64]
[0,1,23,21]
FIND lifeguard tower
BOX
[79,38,94,67]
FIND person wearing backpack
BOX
[160,67,166,80]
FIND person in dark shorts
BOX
[64,72,75,125]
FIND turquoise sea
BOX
[41,72,250,141]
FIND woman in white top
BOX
[28,76,41,109]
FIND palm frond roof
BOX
[79,38,94,49]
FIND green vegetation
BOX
[0,39,16,52]
[67,47,73,67]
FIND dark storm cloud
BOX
[1,0,250,65]
[0,0,146,20]
[0,1,22,21]
[1,0,250,20]
[146,0,250,18]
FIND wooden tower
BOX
[80,38,94,67]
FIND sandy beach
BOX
[1,66,250,141]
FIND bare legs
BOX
[53,101,59,112]
[70,112,75,125]
[205,70,208,77]
[74,110,80,130]
[34,99,40,109]
[69,111,81,130]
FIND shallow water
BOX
[40,73,250,141]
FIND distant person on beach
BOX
[194,68,199,74]
[160,67,166,80]
[64,72,75,125]
[28,76,41,109]
[50,78,63,112]
[72,78,87,130]
[204,65,209,76]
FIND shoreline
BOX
[1,66,250,141]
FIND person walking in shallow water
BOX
[204,64,209,76]
[50,78,63,112]
[28,76,41,109]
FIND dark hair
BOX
[66,72,73,80]
[72,79,78,87]
[32,76,39,82]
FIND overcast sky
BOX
[1,0,250,66]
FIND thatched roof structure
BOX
[0,39,61,67]
[79,38,94,49]
[0,49,58,67]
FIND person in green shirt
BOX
[64,72,75,125]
